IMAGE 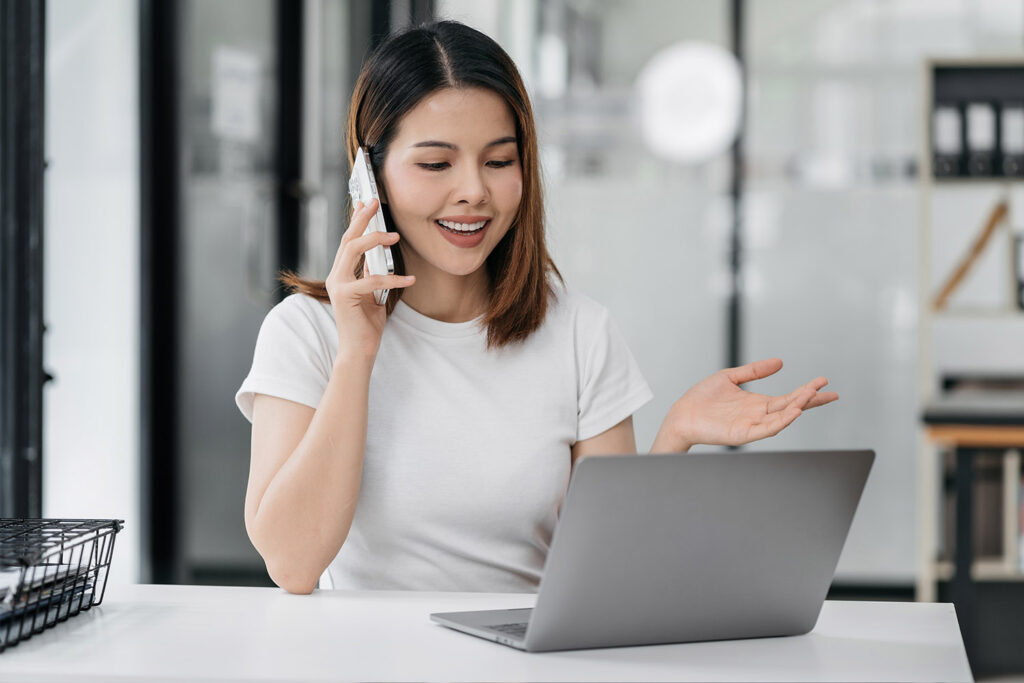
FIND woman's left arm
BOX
[650,357,838,454]
[571,417,638,466]
[568,358,837,463]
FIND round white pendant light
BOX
[636,42,743,164]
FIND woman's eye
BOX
[416,160,516,171]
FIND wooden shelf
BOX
[926,425,1024,448]
[928,308,1024,319]
[931,177,1024,185]
[936,559,1024,582]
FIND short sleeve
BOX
[235,295,334,422]
[574,301,654,442]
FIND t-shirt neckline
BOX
[391,300,485,339]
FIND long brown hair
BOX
[280,20,561,348]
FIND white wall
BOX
[44,0,139,585]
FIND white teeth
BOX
[437,219,487,232]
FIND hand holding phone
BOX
[347,147,395,305]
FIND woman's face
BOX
[378,87,523,279]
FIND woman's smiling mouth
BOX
[436,218,488,234]
[434,217,491,247]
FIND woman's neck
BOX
[398,258,490,323]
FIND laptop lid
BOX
[518,449,874,652]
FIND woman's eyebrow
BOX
[410,136,517,150]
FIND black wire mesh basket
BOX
[0,519,123,652]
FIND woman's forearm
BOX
[248,356,373,593]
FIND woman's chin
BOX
[443,259,489,278]
[398,244,484,279]
[421,250,490,278]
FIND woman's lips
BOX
[435,220,489,248]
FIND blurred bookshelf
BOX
[916,56,1024,678]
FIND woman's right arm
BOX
[243,198,413,594]
[244,356,372,594]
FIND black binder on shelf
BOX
[932,104,963,177]
[965,101,997,177]
[1002,104,1024,177]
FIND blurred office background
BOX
[3,0,1024,672]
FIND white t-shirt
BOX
[235,286,653,592]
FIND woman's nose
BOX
[453,166,489,204]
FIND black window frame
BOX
[0,0,46,519]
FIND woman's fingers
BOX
[783,386,817,413]
[745,404,803,443]
[324,199,407,307]
[802,390,839,410]
[783,381,838,411]
[341,198,379,244]
[342,230,400,273]
[330,199,381,275]
[724,358,783,385]
[766,377,830,413]
[332,228,399,284]
[807,376,829,392]
[351,273,415,297]
[767,405,803,436]
[743,382,837,444]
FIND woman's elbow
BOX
[278,579,317,595]
[267,562,318,594]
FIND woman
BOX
[235,20,837,595]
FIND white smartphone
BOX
[348,147,395,305]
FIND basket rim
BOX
[0,519,125,567]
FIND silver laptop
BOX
[430,449,874,652]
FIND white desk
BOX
[0,584,973,682]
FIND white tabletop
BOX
[0,584,973,682]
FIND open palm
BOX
[654,358,838,452]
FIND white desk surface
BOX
[0,583,973,682]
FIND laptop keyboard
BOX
[486,622,528,639]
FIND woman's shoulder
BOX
[547,284,613,330]
[552,286,606,321]
[263,292,335,336]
